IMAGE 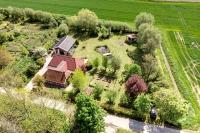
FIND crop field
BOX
[163,30,200,124]
[0,0,200,32]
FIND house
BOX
[53,36,76,56]
[44,55,86,87]
[126,34,138,44]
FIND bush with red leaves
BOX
[125,74,148,97]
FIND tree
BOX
[135,12,154,29]
[125,74,147,97]
[153,89,188,124]
[134,94,152,116]
[122,64,142,81]
[74,93,105,133]
[142,54,161,83]
[57,23,69,37]
[138,26,162,54]
[0,47,13,69]
[69,69,88,90]
[71,9,98,34]
[110,56,121,73]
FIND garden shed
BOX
[126,34,138,44]
[53,36,76,56]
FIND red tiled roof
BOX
[44,55,85,85]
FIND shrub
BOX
[135,12,154,29]
[134,94,152,116]
[122,64,142,81]
[32,74,45,92]
[93,84,104,100]
[125,74,147,97]
[92,57,100,69]
[110,56,121,74]
[119,92,133,108]
[24,8,35,22]
[0,13,5,24]
[102,56,108,71]
[153,89,189,125]
[69,69,88,90]
[106,89,117,105]
[57,23,69,37]
[32,47,47,60]
[98,26,112,39]
[36,57,45,67]
[0,47,13,69]
[74,93,105,133]
[98,20,133,33]
[25,63,40,77]
[0,32,9,44]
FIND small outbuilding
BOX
[126,34,138,44]
[53,36,76,56]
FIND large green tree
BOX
[134,94,152,116]
[70,8,98,34]
[135,12,154,30]
[138,25,162,54]
[74,93,105,133]
[153,89,188,124]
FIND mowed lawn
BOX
[74,35,135,74]
[0,0,200,33]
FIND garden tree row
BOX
[91,56,121,79]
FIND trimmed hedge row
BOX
[98,20,134,33]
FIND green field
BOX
[0,0,200,33]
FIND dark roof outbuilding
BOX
[54,36,76,52]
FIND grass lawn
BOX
[74,35,136,105]
[74,35,136,76]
